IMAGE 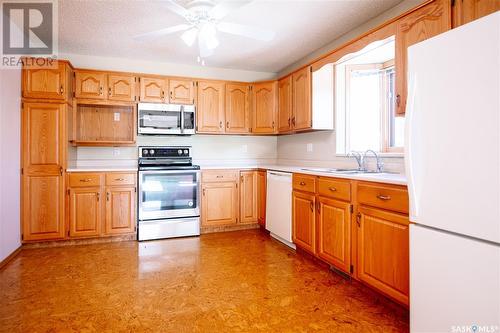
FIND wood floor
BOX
[0,230,408,332]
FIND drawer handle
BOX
[329,187,337,192]
[377,195,391,201]
[79,178,92,182]
[216,175,223,178]
[299,181,306,186]
[114,178,125,181]
[310,201,314,212]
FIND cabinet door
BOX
[169,79,195,104]
[292,66,312,130]
[139,77,167,102]
[395,0,451,115]
[75,71,107,100]
[22,175,65,241]
[358,206,409,305]
[105,186,136,234]
[292,190,316,254]
[252,82,277,134]
[225,83,251,133]
[278,76,293,133]
[69,188,101,237]
[453,0,500,27]
[197,81,225,133]
[201,182,238,226]
[108,74,136,102]
[22,61,66,100]
[240,171,258,224]
[317,197,351,273]
[257,170,267,227]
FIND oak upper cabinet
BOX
[225,83,251,134]
[22,60,71,101]
[278,75,293,133]
[317,197,351,273]
[257,170,267,227]
[108,74,136,102]
[395,0,451,114]
[357,206,409,305]
[252,82,277,134]
[139,76,167,103]
[69,187,101,238]
[169,79,195,104]
[22,102,66,241]
[105,186,136,234]
[292,190,316,254]
[196,80,225,133]
[239,171,258,224]
[452,0,500,27]
[75,70,107,100]
[292,66,312,130]
[201,182,239,226]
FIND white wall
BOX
[0,69,22,262]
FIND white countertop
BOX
[200,164,407,186]
[66,166,138,172]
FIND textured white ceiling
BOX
[59,0,403,73]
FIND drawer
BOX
[357,183,409,214]
[293,174,316,193]
[318,177,351,201]
[202,170,239,182]
[105,173,136,186]
[69,173,102,187]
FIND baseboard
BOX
[0,246,22,270]
[201,223,260,234]
[22,233,137,249]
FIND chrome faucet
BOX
[348,151,363,171]
[362,149,384,173]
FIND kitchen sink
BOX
[300,168,399,175]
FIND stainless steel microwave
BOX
[138,103,196,135]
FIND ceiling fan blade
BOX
[209,0,253,20]
[217,22,275,42]
[135,24,191,40]
[161,0,191,18]
[199,36,214,58]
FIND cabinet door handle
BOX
[99,86,103,95]
[219,121,223,129]
[316,202,320,213]
[59,167,63,176]
[108,87,112,96]
[96,192,100,201]
[310,201,314,212]
[299,181,306,186]
[356,213,361,227]
[396,94,401,107]
[161,90,165,99]
[170,91,173,98]
[272,121,275,129]
[60,85,64,94]
[202,188,206,196]
[329,187,337,192]
[376,195,391,201]
[106,192,110,201]
[288,118,291,127]
[226,121,229,129]
[79,178,92,182]
[292,117,296,127]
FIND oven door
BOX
[138,169,200,220]
[138,104,182,135]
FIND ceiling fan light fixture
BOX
[181,27,198,47]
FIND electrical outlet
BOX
[242,144,248,153]
[113,148,121,156]
[306,143,313,152]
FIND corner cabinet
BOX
[395,0,451,114]
[278,76,293,133]
[196,80,226,133]
[252,82,277,134]
[225,83,251,134]
[21,101,67,241]
[257,170,267,227]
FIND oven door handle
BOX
[139,170,200,175]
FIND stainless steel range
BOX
[137,146,200,241]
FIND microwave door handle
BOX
[180,107,185,134]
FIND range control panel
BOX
[139,147,191,158]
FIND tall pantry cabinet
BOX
[21,60,73,241]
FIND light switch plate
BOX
[307,143,313,152]
[114,112,120,121]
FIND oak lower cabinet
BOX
[201,181,239,226]
[67,172,136,238]
[357,206,409,305]
[239,171,258,223]
[292,190,316,254]
[257,170,267,227]
[105,186,136,234]
[317,197,351,273]
[69,187,102,237]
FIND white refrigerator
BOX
[405,12,500,333]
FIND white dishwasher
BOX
[266,170,295,249]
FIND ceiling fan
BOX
[135,0,275,62]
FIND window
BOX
[335,37,404,155]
